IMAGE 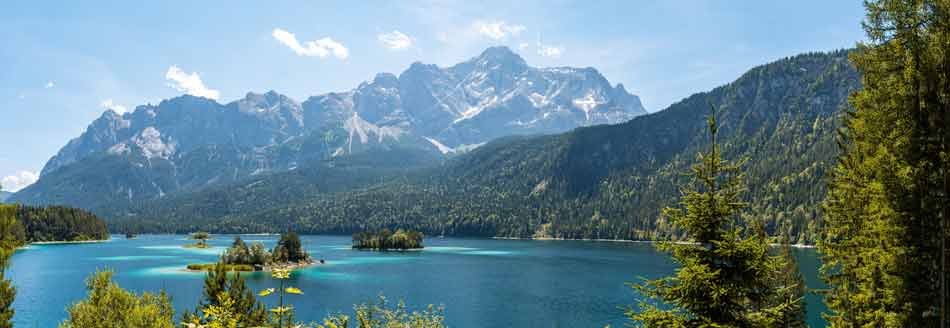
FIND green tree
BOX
[819,1,950,327]
[0,204,20,328]
[316,296,446,328]
[627,107,796,327]
[273,232,308,263]
[774,219,807,328]
[183,263,268,327]
[60,270,175,328]
[190,231,211,248]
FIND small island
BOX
[352,229,424,251]
[186,232,316,272]
[183,231,211,248]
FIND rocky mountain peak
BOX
[24,47,648,208]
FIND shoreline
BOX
[17,239,110,250]
[490,236,817,249]
[31,239,110,245]
[181,260,322,274]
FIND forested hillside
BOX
[0,204,109,244]
[16,205,110,242]
[107,50,858,244]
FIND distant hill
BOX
[106,50,859,244]
[12,46,645,210]
[0,192,10,203]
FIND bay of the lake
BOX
[8,235,826,327]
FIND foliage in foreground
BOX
[316,296,445,328]
[60,270,175,328]
[629,109,803,327]
[0,205,18,328]
[819,1,950,327]
[183,262,268,327]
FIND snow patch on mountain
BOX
[133,127,176,159]
[425,137,485,155]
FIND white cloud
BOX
[44,81,55,89]
[272,28,349,59]
[377,30,413,50]
[1,171,38,192]
[472,20,526,40]
[164,65,220,100]
[537,43,564,58]
[518,42,530,51]
[100,98,128,115]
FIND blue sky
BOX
[0,1,866,192]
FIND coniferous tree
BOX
[775,219,807,328]
[0,204,16,328]
[273,232,308,263]
[184,263,268,327]
[820,1,950,327]
[628,107,795,327]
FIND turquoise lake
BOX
[8,235,826,327]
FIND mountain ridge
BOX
[103,50,858,244]
[14,46,646,209]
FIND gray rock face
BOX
[18,46,646,207]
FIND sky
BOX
[0,0,866,192]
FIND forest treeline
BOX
[0,203,108,246]
[15,205,109,243]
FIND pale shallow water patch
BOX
[329,256,420,266]
[130,265,206,278]
[463,250,515,256]
[138,245,226,256]
[422,246,479,253]
[298,268,358,281]
[95,255,181,261]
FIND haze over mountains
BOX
[11,46,646,208]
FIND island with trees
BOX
[352,229,424,251]
[186,232,315,272]
[183,231,211,248]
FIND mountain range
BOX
[100,50,859,245]
[11,46,646,208]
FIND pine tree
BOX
[775,219,807,328]
[184,263,268,327]
[820,1,950,327]
[628,106,794,327]
[0,204,16,328]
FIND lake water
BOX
[8,235,826,327]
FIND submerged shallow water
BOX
[8,235,826,327]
